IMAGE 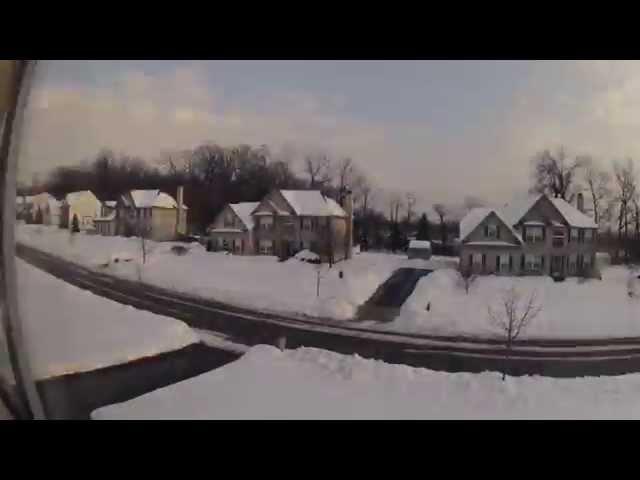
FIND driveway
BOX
[356,267,432,322]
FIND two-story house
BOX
[104,188,188,242]
[249,189,351,262]
[206,202,259,254]
[459,194,598,277]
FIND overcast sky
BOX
[16,60,640,212]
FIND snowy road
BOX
[17,242,640,378]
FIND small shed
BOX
[407,240,432,260]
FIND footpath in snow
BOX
[376,262,640,339]
[16,224,425,320]
[16,259,198,380]
[92,344,640,419]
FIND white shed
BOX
[407,240,432,260]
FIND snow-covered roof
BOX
[65,190,99,205]
[280,190,347,217]
[16,196,34,204]
[127,190,188,210]
[460,207,523,244]
[408,240,431,250]
[501,194,543,227]
[104,200,117,208]
[229,202,260,230]
[549,197,598,229]
[460,208,493,242]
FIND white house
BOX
[61,190,102,231]
[31,192,62,226]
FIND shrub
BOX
[171,245,189,256]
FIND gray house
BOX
[207,202,259,254]
[459,194,598,277]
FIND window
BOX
[259,239,274,255]
[260,216,274,230]
[224,213,234,228]
[525,254,543,272]
[525,226,544,243]
[569,254,577,273]
[570,228,579,241]
[585,229,593,242]
[578,229,584,244]
[499,254,509,273]
[552,227,565,248]
[302,218,312,231]
[472,253,482,265]
[486,224,497,239]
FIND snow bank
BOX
[16,224,407,320]
[381,266,640,339]
[16,259,198,380]
[293,249,320,262]
[92,345,640,419]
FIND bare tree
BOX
[613,159,637,261]
[337,157,354,193]
[351,172,372,215]
[488,287,542,380]
[405,192,417,224]
[463,195,486,211]
[582,157,612,226]
[387,192,404,223]
[530,147,585,201]
[433,203,448,244]
[304,152,332,189]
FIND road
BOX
[16,243,640,378]
[356,267,432,322]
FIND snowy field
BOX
[16,224,431,320]
[93,345,640,419]
[377,261,640,339]
[16,259,198,380]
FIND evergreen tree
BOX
[71,214,80,233]
[416,213,431,241]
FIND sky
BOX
[16,60,640,213]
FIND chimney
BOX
[577,192,584,213]
[176,186,185,237]
[343,187,354,260]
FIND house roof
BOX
[548,197,598,229]
[126,190,188,209]
[228,202,260,230]
[104,200,117,208]
[461,194,597,244]
[279,190,347,217]
[65,190,99,205]
[460,207,523,244]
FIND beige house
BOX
[104,188,188,242]
[459,194,598,277]
[30,192,62,226]
[60,190,102,231]
[207,202,259,254]
[250,189,352,262]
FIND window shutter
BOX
[522,226,526,241]
[495,255,500,271]
[496,226,501,239]
[300,217,303,229]
[568,228,571,243]
[520,254,525,269]
[468,254,473,267]
[509,255,513,272]
[484,225,489,237]
[541,256,545,269]
[482,253,486,267]
[542,226,546,241]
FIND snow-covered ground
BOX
[16,259,198,380]
[16,224,427,320]
[92,345,640,419]
[377,262,640,339]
